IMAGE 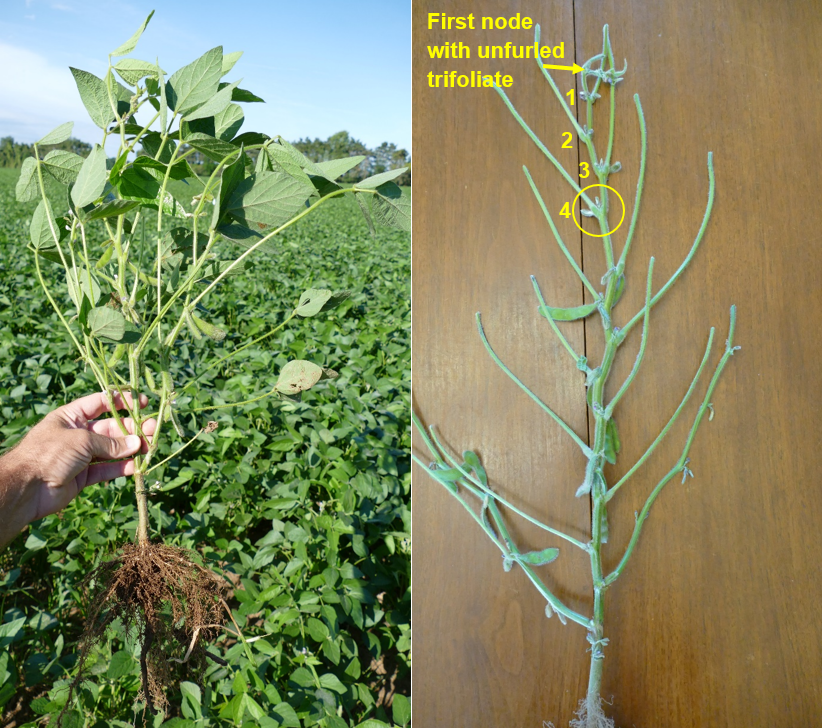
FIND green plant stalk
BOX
[414,23,737,726]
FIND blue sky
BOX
[0,0,410,154]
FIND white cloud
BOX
[50,3,74,10]
[0,42,100,145]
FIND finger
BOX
[59,392,115,424]
[88,416,158,440]
[85,431,143,462]
[59,391,149,425]
[84,459,135,487]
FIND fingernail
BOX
[125,435,141,450]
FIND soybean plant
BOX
[16,10,409,717]
[413,24,737,728]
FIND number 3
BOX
[579,162,590,179]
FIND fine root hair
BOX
[568,695,616,728]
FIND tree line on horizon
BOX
[0,130,411,186]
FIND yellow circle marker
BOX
[572,184,626,238]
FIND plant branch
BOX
[621,152,715,337]
[492,85,595,210]
[522,166,599,298]
[605,307,739,586]
[607,327,715,501]
[424,424,589,551]
[476,313,592,457]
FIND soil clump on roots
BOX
[63,542,228,720]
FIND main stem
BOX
[135,471,149,546]
[581,29,621,721]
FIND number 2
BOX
[561,132,573,149]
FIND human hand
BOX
[0,392,157,534]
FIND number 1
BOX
[566,88,574,106]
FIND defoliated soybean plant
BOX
[413,24,738,728]
[16,10,409,718]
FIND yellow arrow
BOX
[543,63,584,74]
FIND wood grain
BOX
[412,0,822,726]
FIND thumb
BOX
[87,432,142,461]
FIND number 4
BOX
[560,202,571,218]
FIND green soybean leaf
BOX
[114,59,162,85]
[70,68,131,129]
[140,133,175,164]
[232,130,269,147]
[272,703,300,728]
[42,150,84,185]
[185,79,241,121]
[356,167,409,189]
[518,547,560,566]
[71,144,107,207]
[15,157,38,202]
[0,617,26,649]
[166,46,223,115]
[295,288,333,317]
[214,103,244,141]
[392,695,411,727]
[309,156,366,182]
[354,192,376,236]
[132,155,193,181]
[263,144,312,183]
[212,145,246,229]
[37,122,73,146]
[371,181,410,232]
[318,673,346,694]
[275,360,323,395]
[88,307,140,343]
[227,170,314,232]
[222,51,243,75]
[118,166,161,203]
[66,268,101,308]
[200,260,248,279]
[184,132,238,162]
[85,199,141,221]
[321,290,350,312]
[180,681,202,720]
[106,650,136,679]
[230,86,264,103]
[29,199,59,250]
[539,301,599,322]
[110,9,154,56]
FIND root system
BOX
[63,542,228,719]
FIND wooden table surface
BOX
[411,1,822,726]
